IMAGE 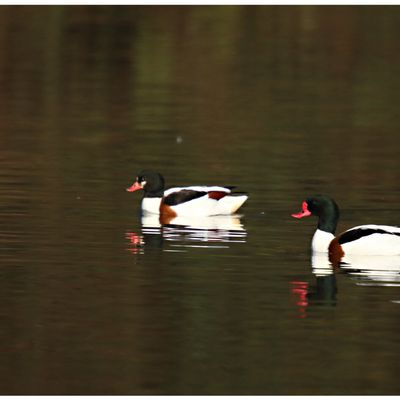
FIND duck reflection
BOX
[339,254,400,284]
[126,213,247,254]
[291,253,337,318]
[291,253,400,317]
[309,253,338,304]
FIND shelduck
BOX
[126,170,248,217]
[292,195,400,260]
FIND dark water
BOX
[1,5,400,395]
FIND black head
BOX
[292,194,340,234]
[126,170,165,197]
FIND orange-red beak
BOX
[126,182,143,192]
[292,201,312,218]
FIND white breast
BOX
[311,229,335,253]
[141,197,162,214]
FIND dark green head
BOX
[126,170,165,197]
[292,194,340,234]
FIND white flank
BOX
[342,225,400,255]
[170,194,246,216]
[141,187,247,216]
[215,195,248,215]
[341,253,400,271]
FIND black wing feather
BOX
[339,228,400,245]
[163,190,207,206]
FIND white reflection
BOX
[142,212,246,244]
[291,253,337,318]
[126,213,247,254]
[339,254,400,284]
[141,212,245,232]
[311,252,334,276]
[292,252,400,317]
[312,252,400,284]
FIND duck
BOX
[126,170,248,217]
[292,195,400,259]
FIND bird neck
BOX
[317,215,338,235]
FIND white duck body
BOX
[142,186,248,216]
[312,225,400,255]
[337,224,400,255]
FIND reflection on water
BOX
[126,213,247,255]
[292,252,400,317]
[291,253,337,317]
[340,254,400,284]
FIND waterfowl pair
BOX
[126,173,400,256]
[292,195,400,258]
[126,170,248,217]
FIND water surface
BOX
[0,5,400,395]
